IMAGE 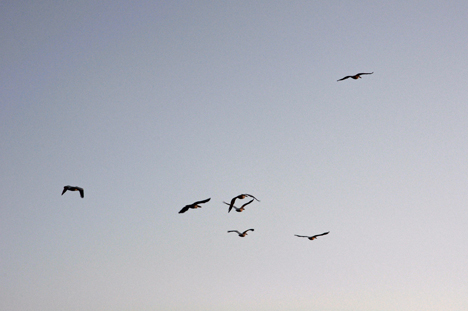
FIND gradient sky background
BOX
[2,1,468,310]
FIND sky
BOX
[1,1,468,310]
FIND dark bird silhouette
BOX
[62,185,84,198]
[223,199,254,213]
[228,194,259,213]
[178,198,211,214]
[337,72,373,81]
[228,229,254,237]
[295,231,330,240]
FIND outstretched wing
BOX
[61,187,68,195]
[337,76,351,81]
[78,187,84,198]
[178,205,190,214]
[240,199,254,209]
[245,194,260,201]
[228,230,241,234]
[192,198,211,205]
[356,72,373,76]
[243,229,254,234]
[312,231,330,238]
[228,197,238,213]
[223,201,237,211]
[295,234,308,238]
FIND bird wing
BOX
[240,199,254,209]
[337,76,351,81]
[228,230,241,234]
[228,197,238,213]
[78,187,84,198]
[193,198,211,205]
[245,194,260,201]
[61,187,68,195]
[356,72,373,76]
[178,205,190,214]
[223,201,238,211]
[243,229,254,234]
[312,231,330,238]
[295,234,308,238]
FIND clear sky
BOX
[1,1,468,310]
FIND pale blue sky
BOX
[1,1,468,310]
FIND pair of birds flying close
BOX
[227,194,260,213]
[62,185,84,198]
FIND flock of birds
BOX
[61,186,328,241]
[61,71,373,243]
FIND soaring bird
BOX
[228,194,259,213]
[178,198,211,214]
[223,199,254,213]
[62,185,84,198]
[228,229,254,237]
[295,231,330,240]
[337,72,373,81]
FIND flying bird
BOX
[228,194,259,213]
[337,72,373,81]
[62,185,84,198]
[223,199,254,213]
[178,198,211,214]
[228,229,254,237]
[295,231,330,240]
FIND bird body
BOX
[295,231,329,240]
[228,194,259,213]
[228,229,254,237]
[223,199,254,213]
[62,185,84,198]
[178,198,211,214]
[337,72,373,81]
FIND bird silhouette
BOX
[228,229,254,237]
[178,198,211,214]
[228,194,259,213]
[337,72,373,81]
[223,199,254,213]
[295,231,330,240]
[62,185,84,198]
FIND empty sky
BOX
[1,1,468,310]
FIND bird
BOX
[228,229,254,237]
[223,199,254,213]
[228,194,259,213]
[61,185,84,198]
[337,72,373,81]
[295,231,330,240]
[178,198,211,214]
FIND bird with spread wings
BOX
[337,72,373,81]
[295,231,330,240]
[62,185,84,198]
[228,229,254,237]
[178,198,211,214]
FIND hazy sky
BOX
[2,1,468,310]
